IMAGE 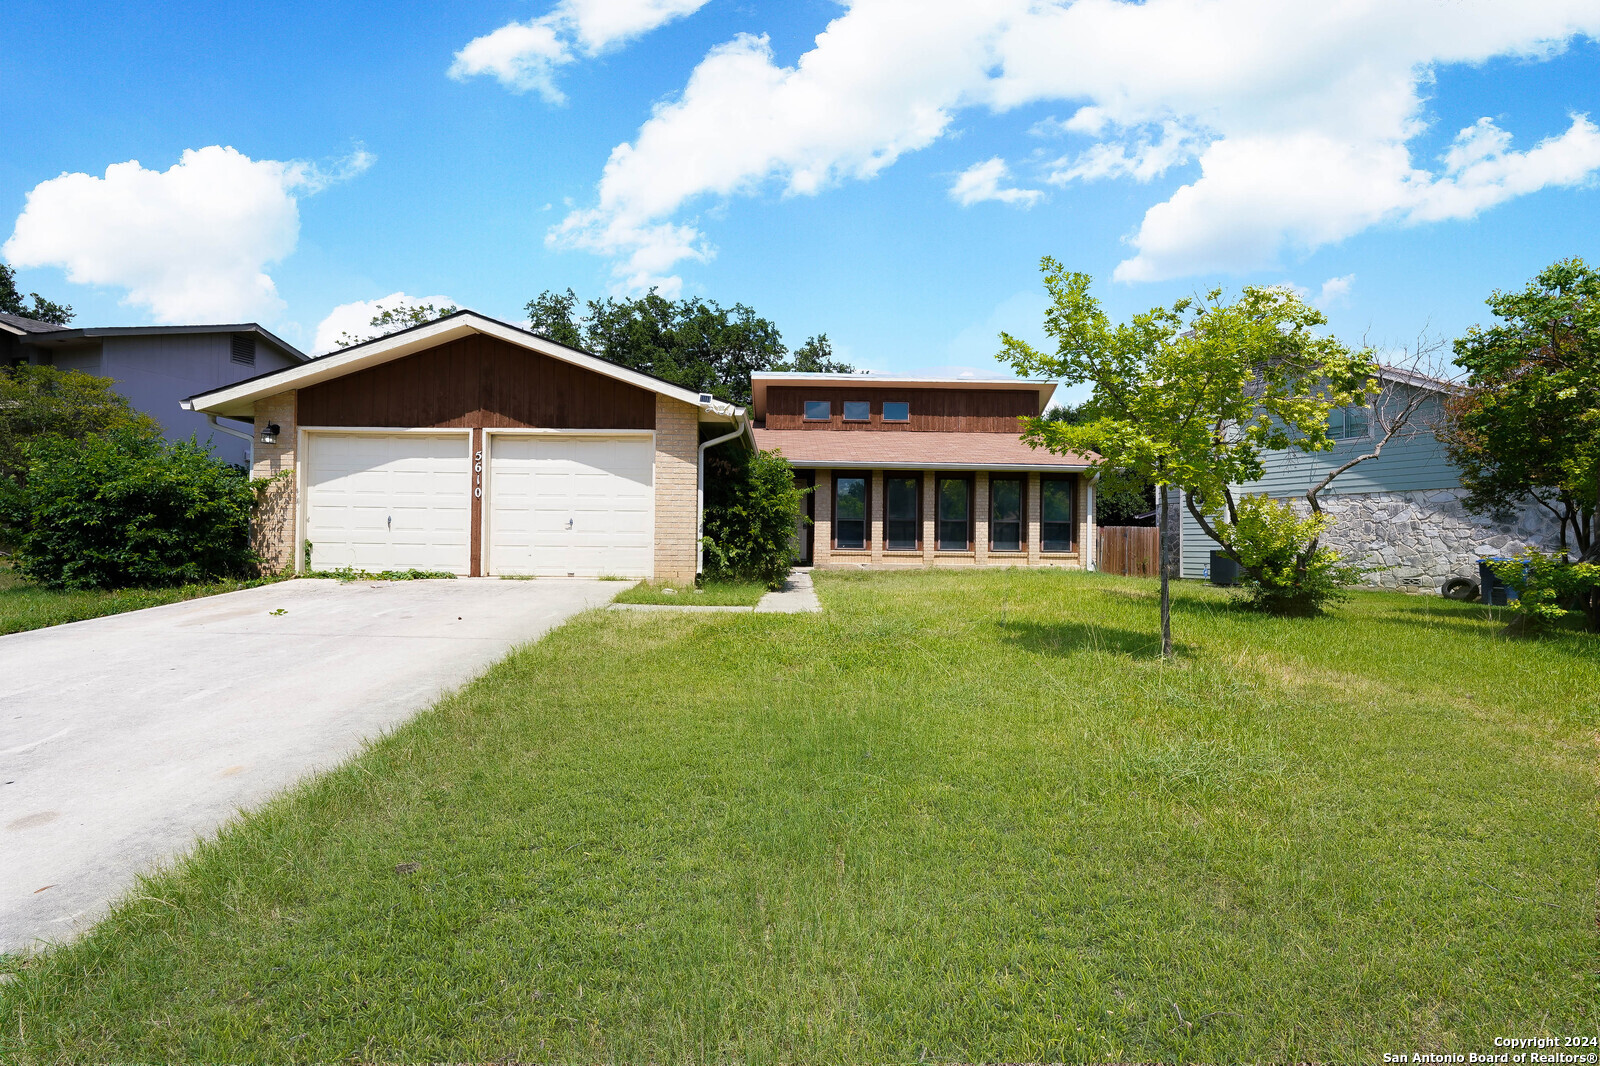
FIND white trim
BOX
[183,312,711,416]
[0,321,26,337]
[479,427,655,437]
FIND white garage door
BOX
[487,434,654,577]
[305,433,471,574]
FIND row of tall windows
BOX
[831,474,1076,552]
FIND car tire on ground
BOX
[1441,576,1479,600]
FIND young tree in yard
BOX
[0,365,158,486]
[335,299,458,347]
[524,288,849,405]
[0,263,73,325]
[1445,258,1600,564]
[1001,259,1374,656]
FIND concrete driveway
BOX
[1,577,617,955]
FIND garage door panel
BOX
[488,435,654,577]
[306,434,471,574]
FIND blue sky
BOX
[4,1,1598,397]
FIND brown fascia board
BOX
[748,373,1057,420]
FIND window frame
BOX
[935,473,974,552]
[804,399,832,422]
[988,475,1025,553]
[881,400,910,423]
[842,399,871,422]
[832,474,870,551]
[1328,405,1372,442]
[884,473,922,552]
[1040,474,1076,553]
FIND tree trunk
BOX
[1159,483,1173,659]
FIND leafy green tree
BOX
[523,288,847,405]
[1445,258,1600,564]
[336,299,459,347]
[1001,259,1373,654]
[0,365,159,487]
[1045,404,1156,525]
[701,444,807,589]
[2,430,257,588]
[0,263,73,325]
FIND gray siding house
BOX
[1177,376,1563,590]
[1,313,307,467]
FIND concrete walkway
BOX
[608,569,822,615]
[0,577,617,955]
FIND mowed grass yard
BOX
[1,569,1595,1063]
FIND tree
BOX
[1000,259,1373,656]
[335,299,459,347]
[0,263,73,325]
[523,288,848,405]
[701,444,807,589]
[0,365,158,486]
[1045,404,1156,525]
[1444,258,1600,564]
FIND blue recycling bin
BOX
[1477,558,1521,606]
[1209,550,1239,586]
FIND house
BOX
[750,372,1097,569]
[1,312,307,467]
[1177,367,1563,589]
[182,310,748,582]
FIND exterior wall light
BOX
[260,422,281,445]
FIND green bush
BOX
[1225,494,1364,615]
[701,444,806,590]
[2,431,258,589]
[1489,550,1600,633]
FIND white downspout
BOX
[1086,472,1098,571]
[206,413,255,468]
[697,414,749,577]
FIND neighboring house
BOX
[750,372,1098,569]
[1177,368,1563,589]
[1,312,307,467]
[182,310,748,583]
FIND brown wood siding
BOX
[297,334,656,429]
[764,386,1036,432]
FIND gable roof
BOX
[16,321,307,362]
[181,309,737,421]
[0,312,72,335]
[749,372,1056,421]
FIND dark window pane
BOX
[843,400,870,421]
[805,400,830,420]
[836,520,866,549]
[836,477,866,521]
[1042,522,1073,552]
[992,522,1021,551]
[937,478,969,550]
[991,479,1021,522]
[1042,480,1072,523]
[882,401,909,422]
[886,477,918,550]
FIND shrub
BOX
[701,444,806,589]
[1226,494,1364,615]
[3,431,258,589]
[1489,550,1600,634]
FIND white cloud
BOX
[450,0,710,103]
[1315,274,1355,309]
[551,0,1600,290]
[950,157,1042,207]
[312,291,457,354]
[4,145,371,322]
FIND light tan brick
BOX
[249,391,298,574]
[653,395,700,584]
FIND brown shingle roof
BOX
[754,428,1095,469]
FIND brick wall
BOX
[249,391,298,573]
[654,395,700,584]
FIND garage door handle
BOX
[566,518,574,530]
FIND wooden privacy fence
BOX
[1097,526,1159,577]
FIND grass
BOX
[0,561,282,636]
[302,568,457,581]
[612,577,769,606]
[0,569,1594,1064]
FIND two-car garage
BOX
[183,312,745,584]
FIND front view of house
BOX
[183,312,746,584]
[751,373,1097,569]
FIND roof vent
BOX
[230,334,256,367]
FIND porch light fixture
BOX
[260,422,281,445]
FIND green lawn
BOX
[612,577,768,606]
[1,569,1594,1063]
[0,562,279,636]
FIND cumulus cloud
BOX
[551,0,1600,290]
[4,145,371,322]
[450,0,710,102]
[1315,274,1355,309]
[312,292,459,354]
[950,158,1043,207]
